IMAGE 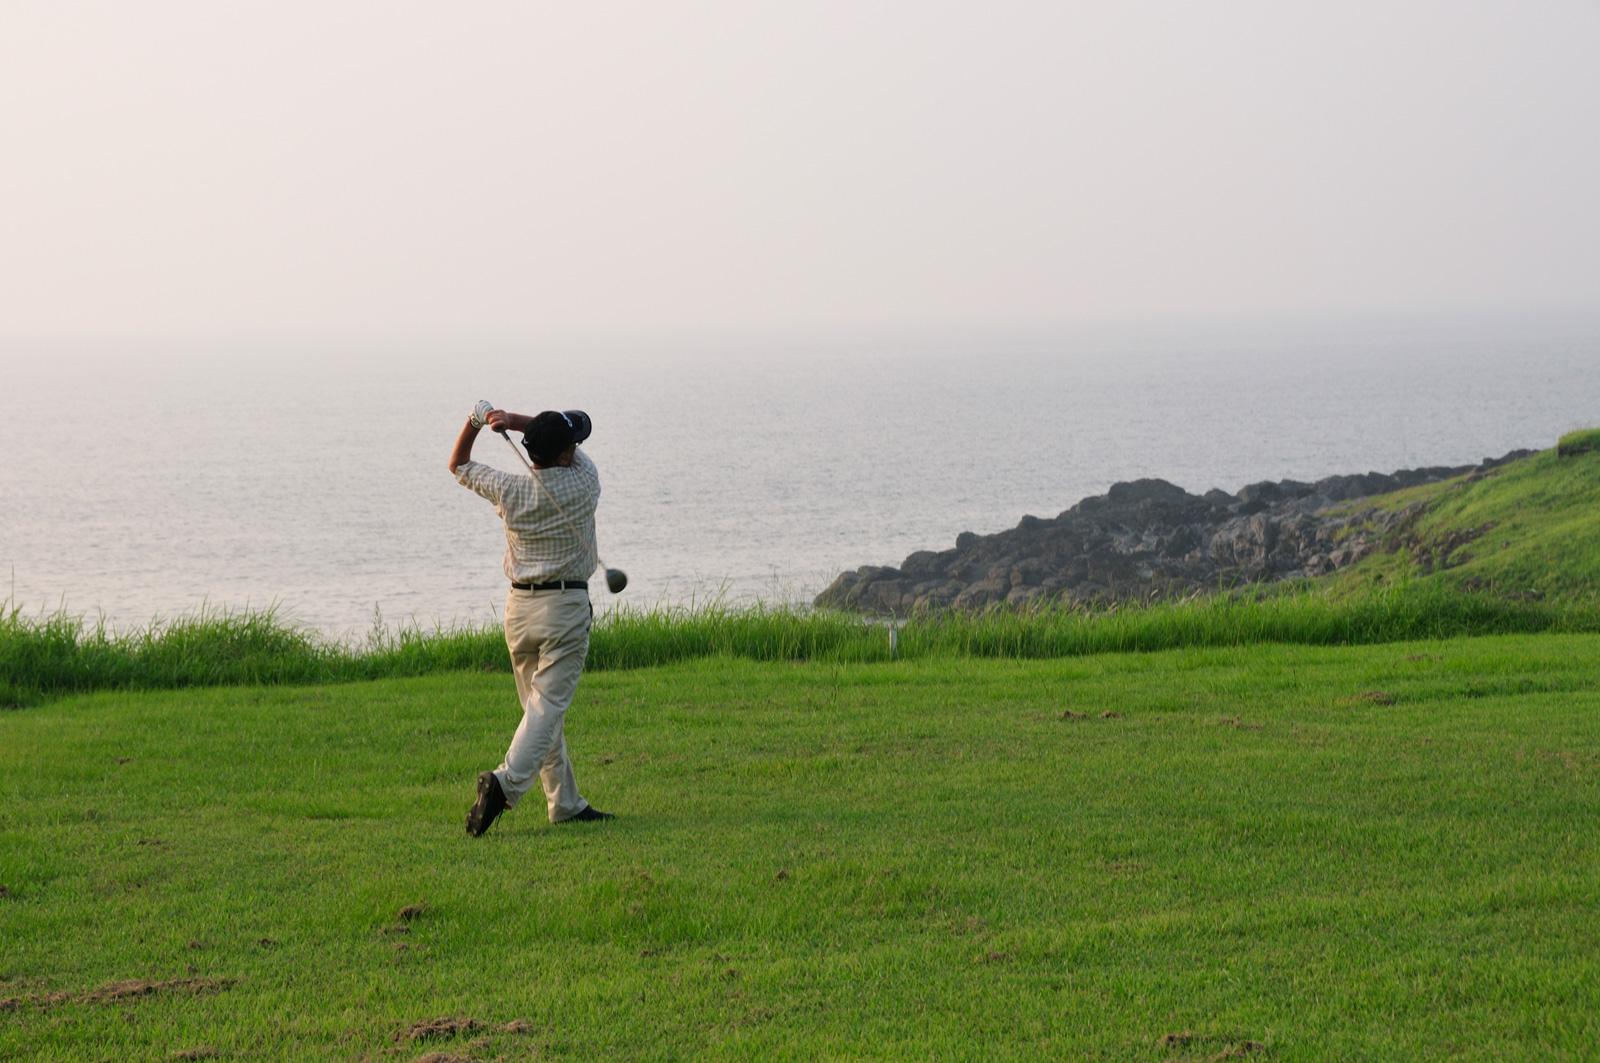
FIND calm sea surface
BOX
[3,318,1597,637]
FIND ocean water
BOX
[2,317,1597,637]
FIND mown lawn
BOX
[3,637,1598,1060]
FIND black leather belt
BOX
[510,580,588,592]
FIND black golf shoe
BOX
[465,771,508,837]
[563,805,615,823]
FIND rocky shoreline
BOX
[814,451,1534,614]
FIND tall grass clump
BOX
[0,604,343,708]
[893,581,1580,659]
[358,618,507,677]
[587,603,883,670]
[5,583,1599,708]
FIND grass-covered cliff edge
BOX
[817,438,1600,614]
[1328,440,1600,602]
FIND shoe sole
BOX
[465,771,504,837]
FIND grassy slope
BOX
[1330,446,1600,602]
[3,638,1599,1060]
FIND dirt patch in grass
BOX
[1344,690,1395,706]
[398,1017,482,1043]
[396,1016,537,1049]
[1207,1044,1265,1061]
[83,977,233,1005]
[397,903,430,922]
[1158,1029,1267,1062]
[1215,716,1263,731]
[1057,708,1123,721]
[2,976,235,1011]
[1535,748,1599,779]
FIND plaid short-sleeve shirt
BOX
[454,447,601,584]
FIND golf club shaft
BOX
[495,427,534,472]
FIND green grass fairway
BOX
[4,638,1599,1060]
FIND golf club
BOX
[476,401,628,594]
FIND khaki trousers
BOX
[493,587,592,822]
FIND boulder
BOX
[1236,481,1283,507]
[1009,558,1050,587]
[855,580,912,614]
[953,578,1010,610]
[1106,479,1191,504]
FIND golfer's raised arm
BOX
[447,416,481,475]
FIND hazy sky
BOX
[2,1,1596,344]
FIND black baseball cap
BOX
[522,409,592,463]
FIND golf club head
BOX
[605,568,628,594]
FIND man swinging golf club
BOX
[449,401,616,835]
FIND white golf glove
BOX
[470,400,496,429]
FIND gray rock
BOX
[1106,479,1191,504]
[953,578,1010,610]
[1236,481,1283,507]
[1009,558,1050,586]
[1006,585,1046,606]
[814,450,1529,613]
[854,580,911,614]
